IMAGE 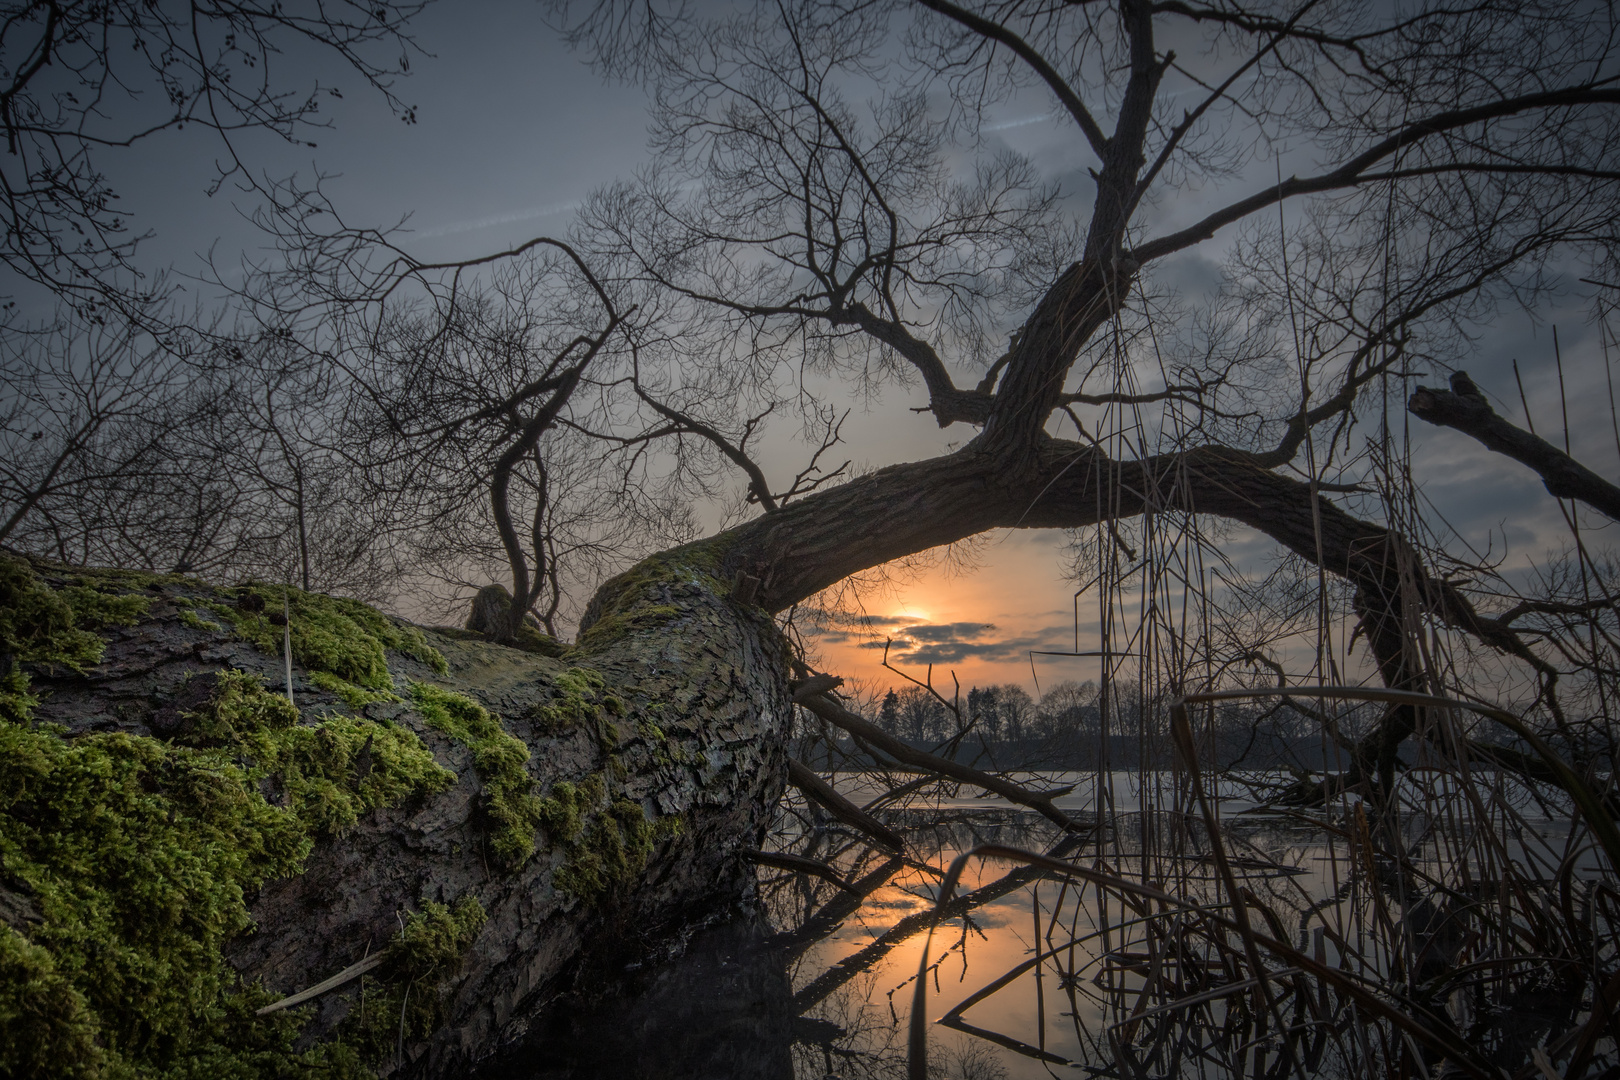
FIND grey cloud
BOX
[852,614,914,627]
[903,621,996,642]
[818,612,1082,670]
[905,640,1035,664]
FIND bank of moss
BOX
[525,668,684,903]
[0,556,456,1078]
[0,555,145,723]
[409,682,543,867]
[0,552,708,1072]
[338,897,486,1064]
[530,666,624,748]
[60,582,151,632]
[571,541,729,652]
[0,716,362,1079]
[507,622,568,657]
[185,670,454,837]
[535,776,681,903]
[177,607,223,633]
[201,583,448,692]
[307,670,402,713]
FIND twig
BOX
[255,952,385,1016]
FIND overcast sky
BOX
[15,0,1618,698]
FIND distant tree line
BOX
[807,680,1384,772]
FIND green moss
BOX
[536,775,679,903]
[0,559,462,1077]
[1,558,104,696]
[177,608,223,633]
[0,918,371,1080]
[409,683,542,867]
[0,924,102,1079]
[204,585,447,690]
[0,722,313,1077]
[571,541,730,652]
[0,554,150,723]
[508,623,567,657]
[0,662,459,1078]
[549,794,675,902]
[307,671,402,712]
[60,583,150,631]
[338,897,485,1064]
[0,679,450,1076]
[184,671,453,838]
[573,604,680,651]
[64,566,195,593]
[384,897,486,979]
[530,667,622,749]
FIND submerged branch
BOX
[786,757,907,853]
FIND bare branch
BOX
[1409,371,1620,521]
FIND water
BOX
[483,770,1612,1079]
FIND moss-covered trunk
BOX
[1,545,789,1078]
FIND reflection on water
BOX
[485,771,1614,1080]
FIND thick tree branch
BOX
[680,433,1565,805]
[1409,371,1620,521]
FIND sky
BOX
[10,1,1618,700]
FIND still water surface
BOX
[486,770,1587,1079]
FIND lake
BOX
[483,769,1613,1079]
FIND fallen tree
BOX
[1,549,791,1078]
[0,428,1588,1076]
[5,2,1620,1077]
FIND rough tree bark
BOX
[18,551,792,1077]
